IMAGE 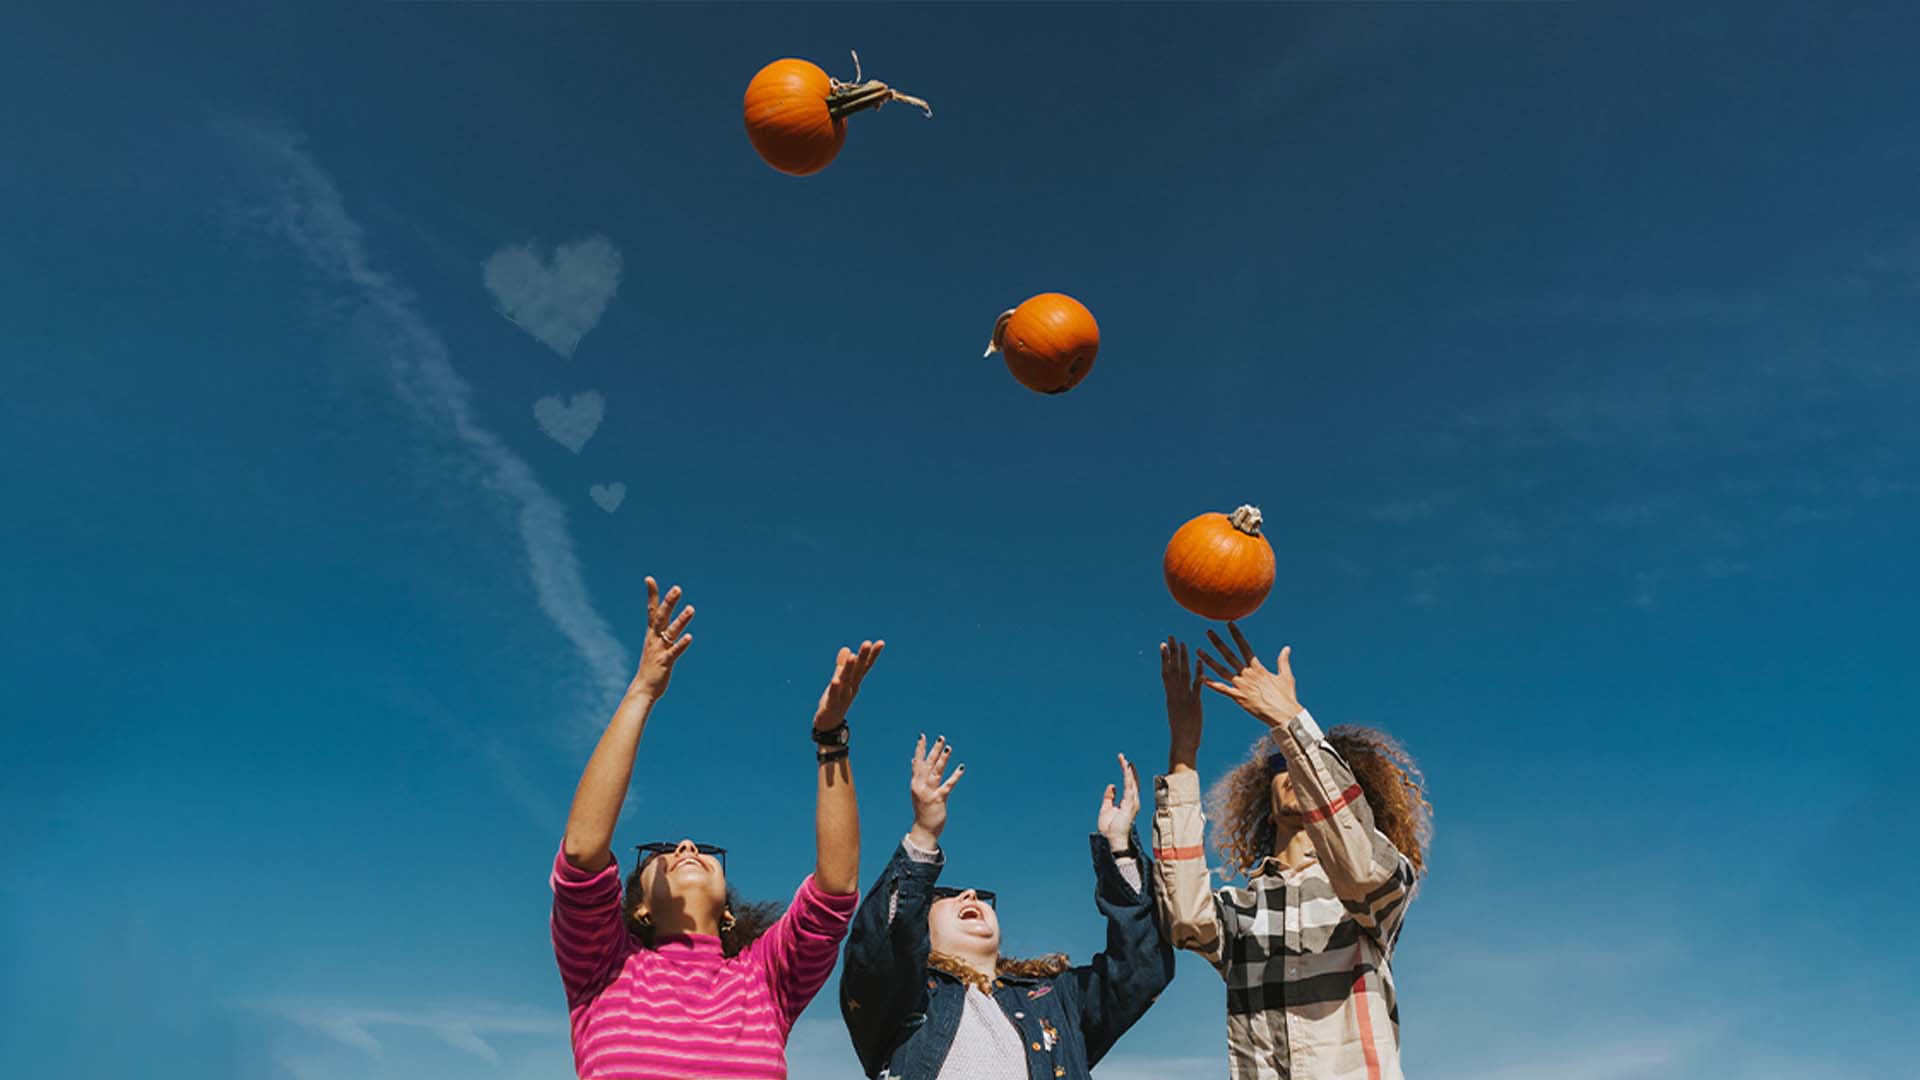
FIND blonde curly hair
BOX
[1206,725,1432,881]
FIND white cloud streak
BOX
[238,121,632,716]
[258,1000,563,1064]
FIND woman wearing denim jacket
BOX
[838,736,1175,1080]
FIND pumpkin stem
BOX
[982,309,1016,358]
[1228,505,1265,536]
[827,50,933,120]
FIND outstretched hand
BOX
[908,734,963,850]
[1096,753,1141,853]
[1197,622,1303,730]
[631,576,694,700]
[815,640,885,731]
[1161,636,1204,769]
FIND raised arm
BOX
[562,576,693,873]
[812,641,881,894]
[839,735,963,1079]
[1071,755,1176,1067]
[552,577,692,1007]
[1149,637,1230,971]
[1201,624,1413,937]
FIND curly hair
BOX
[928,950,1073,994]
[622,859,783,959]
[1206,725,1432,881]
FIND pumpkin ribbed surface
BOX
[743,59,846,176]
[992,293,1100,394]
[1163,506,1275,620]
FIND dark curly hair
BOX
[1206,725,1432,881]
[622,856,784,959]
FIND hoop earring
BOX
[635,912,651,928]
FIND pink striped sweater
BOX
[550,847,858,1079]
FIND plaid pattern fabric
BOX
[1152,710,1414,1080]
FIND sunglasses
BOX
[635,842,727,873]
[1265,751,1290,776]
[931,887,997,909]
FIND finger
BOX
[1197,647,1238,680]
[1175,639,1190,680]
[1202,678,1238,696]
[1100,783,1116,813]
[666,604,695,638]
[932,741,952,772]
[645,576,660,615]
[1228,621,1257,667]
[914,732,927,766]
[1277,644,1293,679]
[1205,629,1238,667]
[668,633,693,658]
[661,585,683,622]
[1159,639,1172,674]
[938,764,965,794]
[1120,754,1139,797]
[1191,658,1205,696]
[845,642,875,690]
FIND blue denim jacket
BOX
[838,831,1174,1080]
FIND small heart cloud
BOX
[590,482,626,513]
[534,390,605,453]
[484,235,622,357]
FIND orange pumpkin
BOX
[984,293,1100,394]
[743,54,930,176]
[1163,506,1275,621]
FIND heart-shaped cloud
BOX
[533,390,604,453]
[590,482,626,513]
[484,236,621,357]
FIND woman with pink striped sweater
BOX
[550,576,879,1079]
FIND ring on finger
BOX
[657,630,673,646]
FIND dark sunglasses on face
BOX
[931,887,997,909]
[1266,751,1291,776]
[635,842,727,873]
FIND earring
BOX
[720,911,736,933]
[636,912,651,927]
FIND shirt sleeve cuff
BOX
[1154,769,1203,805]
[901,833,944,864]
[795,872,862,915]
[1288,707,1325,747]
[551,844,622,900]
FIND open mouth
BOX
[669,855,706,873]
[957,903,986,922]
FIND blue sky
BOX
[3,3,1916,1078]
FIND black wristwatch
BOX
[812,720,850,748]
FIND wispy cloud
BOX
[1481,554,1536,575]
[1633,569,1662,610]
[388,680,560,828]
[1411,567,1439,608]
[257,1000,563,1065]
[1373,498,1441,524]
[1780,504,1843,527]
[483,236,622,358]
[235,120,632,717]
[1702,555,1754,579]
[1599,502,1658,528]
[1437,1035,1689,1080]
